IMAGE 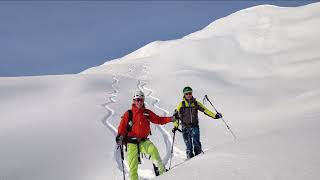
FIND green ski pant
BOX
[127,139,165,180]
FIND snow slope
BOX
[1,2,320,180]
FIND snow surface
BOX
[1,2,320,180]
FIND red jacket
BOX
[117,104,172,139]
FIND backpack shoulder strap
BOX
[194,100,198,106]
[180,100,186,111]
[127,110,133,132]
[194,100,198,109]
[143,109,150,118]
[182,100,186,108]
[143,109,152,136]
[179,101,186,119]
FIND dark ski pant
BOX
[182,127,202,159]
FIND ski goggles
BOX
[135,98,144,102]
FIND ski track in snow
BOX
[101,74,131,180]
[101,75,119,135]
[100,66,156,180]
[137,64,186,168]
[138,80,172,164]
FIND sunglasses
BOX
[185,92,192,95]
[135,98,144,102]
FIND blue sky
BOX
[0,1,317,77]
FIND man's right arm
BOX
[173,102,183,129]
[176,102,183,118]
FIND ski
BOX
[168,149,209,170]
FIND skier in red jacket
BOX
[116,90,174,180]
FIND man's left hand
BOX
[215,112,222,119]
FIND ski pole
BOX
[118,144,126,180]
[203,95,237,140]
[168,130,176,170]
[169,127,182,170]
[221,117,237,140]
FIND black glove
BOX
[172,128,178,133]
[172,127,182,133]
[215,112,222,119]
[173,109,180,120]
[115,135,124,145]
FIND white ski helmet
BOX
[133,90,145,99]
